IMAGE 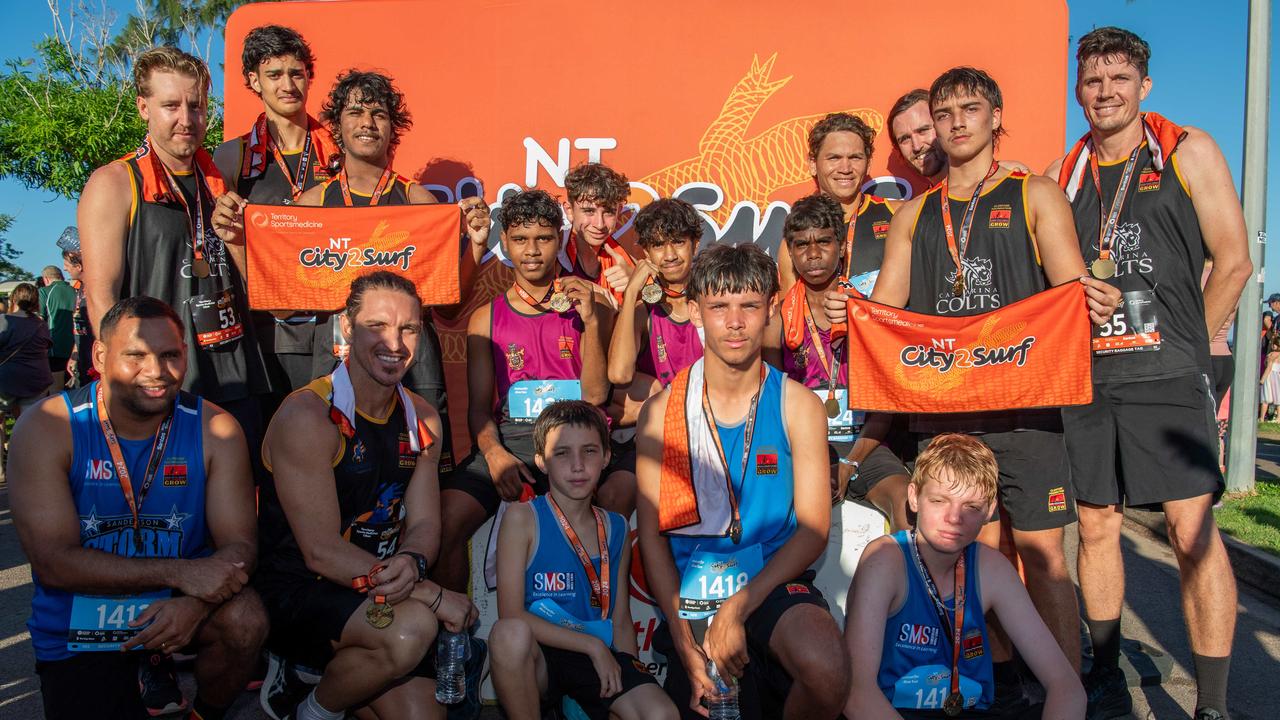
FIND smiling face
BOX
[249,54,311,119]
[338,90,392,164]
[340,287,421,387]
[136,70,209,164]
[907,469,995,555]
[1076,53,1151,135]
[809,130,870,206]
[535,422,610,503]
[891,100,945,178]
[931,91,1001,165]
[689,288,776,368]
[642,234,696,286]
[568,198,622,249]
[94,316,187,420]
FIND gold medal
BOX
[1090,257,1117,280]
[365,601,394,629]
[192,258,211,278]
[641,282,664,305]
[548,292,571,313]
[942,691,964,716]
[824,396,841,419]
[952,272,966,296]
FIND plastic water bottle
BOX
[434,629,469,704]
[706,659,740,720]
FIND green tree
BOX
[0,214,35,282]
[0,1,261,199]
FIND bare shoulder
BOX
[408,183,438,205]
[854,535,904,577]
[295,182,326,207]
[201,399,247,444]
[83,160,133,196]
[1025,173,1071,206]
[783,375,824,414]
[638,384,672,425]
[9,393,71,448]
[467,300,493,335]
[267,388,338,449]
[405,389,443,430]
[1174,126,1226,165]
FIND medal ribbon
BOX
[842,194,863,279]
[546,495,611,620]
[1088,143,1143,265]
[800,292,841,407]
[909,530,967,709]
[255,113,315,200]
[512,273,561,312]
[939,160,999,293]
[95,382,176,554]
[700,365,766,543]
[339,165,394,207]
[143,136,212,271]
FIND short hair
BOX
[929,67,1006,143]
[500,189,564,231]
[344,271,422,320]
[911,433,998,505]
[783,193,845,244]
[9,283,38,314]
[688,243,779,303]
[321,70,412,151]
[133,46,211,97]
[532,400,611,457]
[1077,27,1151,79]
[62,250,83,266]
[887,89,930,137]
[564,163,630,208]
[241,25,316,90]
[807,112,876,162]
[99,296,184,340]
[41,266,64,281]
[635,198,702,247]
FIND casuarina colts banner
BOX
[243,204,462,311]
[843,283,1093,414]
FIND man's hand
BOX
[433,588,479,633]
[823,287,850,326]
[174,557,249,604]
[703,598,749,680]
[460,198,491,253]
[678,643,714,717]
[560,276,598,322]
[835,459,857,503]
[124,596,209,654]
[369,554,417,605]
[1080,276,1123,326]
[211,192,248,246]
[601,244,633,296]
[587,639,623,698]
[483,446,535,502]
[622,257,659,301]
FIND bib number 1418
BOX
[698,571,749,599]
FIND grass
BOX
[1259,421,1280,437]
[1215,472,1280,557]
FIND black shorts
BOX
[832,443,909,501]
[608,433,638,476]
[541,644,658,719]
[256,575,436,677]
[654,571,828,720]
[37,652,148,720]
[919,429,1076,531]
[1062,374,1223,508]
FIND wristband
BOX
[838,457,861,469]
[430,587,444,612]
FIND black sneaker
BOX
[138,652,187,716]
[1194,708,1228,720]
[261,652,314,720]
[446,636,487,720]
[1084,664,1132,720]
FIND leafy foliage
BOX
[0,214,36,282]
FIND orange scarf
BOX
[239,113,340,184]
[566,234,634,301]
[658,361,739,536]
[119,136,226,205]
[1057,112,1186,200]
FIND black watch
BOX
[399,551,429,583]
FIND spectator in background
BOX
[0,283,53,412]
[1260,318,1280,422]
[56,227,94,388]
[38,265,75,392]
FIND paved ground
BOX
[0,465,1277,718]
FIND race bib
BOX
[1092,290,1161,355]
[507,380,581,424]
[891,664,983,711]
[67,591,169,652]
[529,598,613,647]
[849,270,880,298]
[814,388,865,442]
[678,545,764,620]
[348,519,401,560]
[189,289,244,349]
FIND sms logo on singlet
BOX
[533,571,576,594]
[87,459,115,480]
[897,623,940,649]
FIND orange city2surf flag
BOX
[244,204,462,311]
[843,282,1093,414]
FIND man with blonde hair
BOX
[843,434,1085,719]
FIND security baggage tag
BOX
[812,388,864,442]
[67,590,170,652]
[529,598,614,647]
[848,270,880,298]
[890,664,983,712]
[189,289,244,349]
[1092,289,1161,355]
[507,380,581,424]
[677,544,763,621]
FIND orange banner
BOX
[244,204,462,311]
[844,283,1093,413]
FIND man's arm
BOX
[260,391,382,585]
[78,162,133,335]
[9,398,246,602]
[1025,174,1120,325]
[867,195,922,309]
[842,537,907,720]
[467,303,533,502]
[201,401,257,573]
[209,139,249,273]
[1177,128,1252,337]
[611,532,641,657]
[563,276,612,405]
[608,261,657,386]
[980,545,1086,720]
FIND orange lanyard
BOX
[147,137,210,270]
[511,276,560,312]
[939,161,999,294]
[95,382,176,554]
[258,115,315,200]
[547,495,611,619]
[339,166,393,207]
[842,194,863,278]
[1088,143,1142,265]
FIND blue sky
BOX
[0,0,1273,295]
